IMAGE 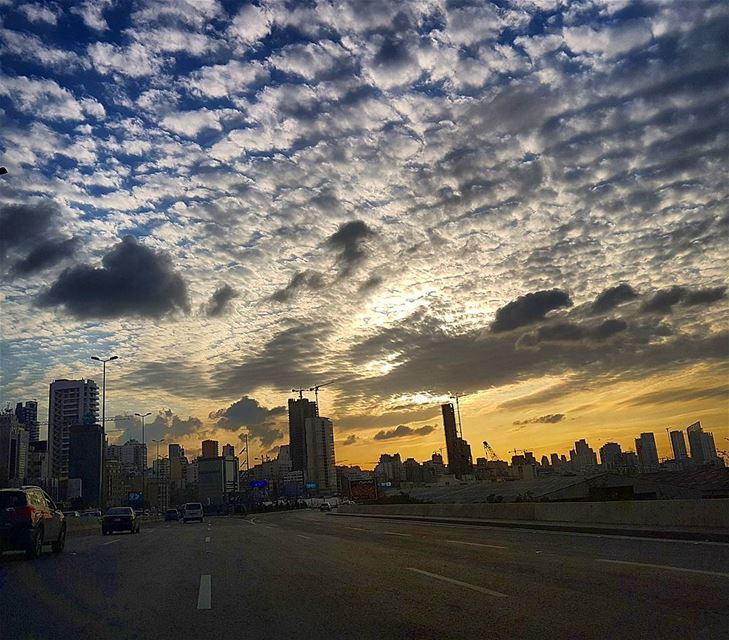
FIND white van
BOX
[182,502,204,523]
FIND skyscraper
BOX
[441,403,473,478]
[0,411,29,486]
[569,439,598,472]
[48,379,99,481]
[201,440,219,459]
[600,442,623,469]
[635,432,659,469]
[669,430,689,461]
[288,397,318,473]
[15,401,39,443]
[68,423,103,507]
[222,443,235,457]
[169,443,184,459]
[304,417,337,493]
[686,421,718,464]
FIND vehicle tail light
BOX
[15,505,35,520]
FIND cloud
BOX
[271,270,325,302]
[373,424,436,440]
[0,75,89,120]
[619,384,729,407]
[591,283,638,314]
[326,220,377,277]
[341,434,359,446]
[11,238,79,276]
[683,286,727,306]
[209,396,286,448]
[513,413,566,425]
[491,289,572,332]
[18,3,59,25]
[358,274,383,293]
[87,42,161,78]
[71,0,112,31]
[204,283,239,317]
[640,286,686,314]
[37,236,190,319]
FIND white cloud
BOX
[0,28,88,71]
[71,0,113,31]
[128,26,219,56]
[87,41,162,77]
[269,40,351,80]
[0,75,85,120]
[160,108,232,137]
[563,20,654,59]
[184,60,269,98]
[18,2,59,25]
[228,3,273,46]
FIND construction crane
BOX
[482,440,501,461]
[449,393,466,438]
[309,379,338,409]
[291,387,307,400]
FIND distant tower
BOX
[288,397,318,474]
[441,403,473,478]
[669,430,688,461]
[15,401,40,443]
[201,440,219,458]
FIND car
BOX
[164,508,179,522]
[0,486,66,559]
[102,507,140,535]
[62,510,80,518]
[181,502,204,523]
[319,502,332,512]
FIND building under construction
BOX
[441,402,473,479]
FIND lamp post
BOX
[135,412,151,506]
[91,355,118,508]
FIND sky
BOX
[0,0,727,469]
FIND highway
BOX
[2,510,728,639]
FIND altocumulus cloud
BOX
[37,236,190,319]
[513,414,566,426]
[204,283,239,317]
[373,424,436,441]
[491,289,572,333]
[326,220,377,277]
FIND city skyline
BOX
[1,0,728,471]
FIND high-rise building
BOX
[119,439,147,474]
[375,453,404,485]
[441,403,473,478]
[198,454,239,507]
[304,417,337,493]
[48,379,99,481]
[600,442,623,469]
[169,443,184,459]
[635,432,659,469]
[550,453,560,467]
[15,401,40,443]
[222,443,235,457]
[26,440,48,482]
[201,440,219,459]
[687,421,719,464]
[0,411,29,486]
[68,423,103,507]
[288,397,318,473]
[569,439,598,472]
[669,430,689,461]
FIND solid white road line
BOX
[346,526,367,531]
[382,531,411,537]
[297,534,312,540]
[205,536,210,543]
[407,568,508,598]
[102,539,121,545]
[596,559,729,578]
[446,540,507,549]
[197,575,212,610]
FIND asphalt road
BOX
[2,510,728,640]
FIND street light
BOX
[91,355,119,507]
[152,438,165,511]
[135,412,152,505]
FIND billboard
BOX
[348,480,378,502]
[250,480,268,488]
[128,492,144,508]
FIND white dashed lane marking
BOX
[197,575,212,610]
[407,568,508,598]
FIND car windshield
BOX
[2,2,728,639]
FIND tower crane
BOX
[309,379,338,409]
[291,387,307,400]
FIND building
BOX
[25,440,48,483]
[15,401,40,443]
[48,379,99,481]
[635,433,659,470]
[119,439,147,475]
[198,455,239,507]
[68,423,103,507]
[687,422,719,465]
[669,430,689,461]
[222,443,235,457]
[441,403,473,478]
[0,411,29,487]
[304,417,337,494]
[288,397,318,474]
[550,453,561,467]
[569,439,598,472]
[169,443,185,459]
[375,453,404,485]
[600,442,623,469]
[201,439,219,459]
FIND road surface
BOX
[2,510,728,639]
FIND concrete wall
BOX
[337,499,729,529]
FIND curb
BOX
[332,512,729,543]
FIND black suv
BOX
[0,486,66,559]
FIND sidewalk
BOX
[332,511,729,543]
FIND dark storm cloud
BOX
[114,409,203,444]
[519,319,628,347]
[373,424,435,441]
[591,319,629,340]
[0,201,78,276]
[591,284,638,314]
[271,270,325,302]
[326,220,376,277]
[209,396,286,448]
[204,283,239,317]
[641,286,686,314]
[491,289,572,332]
[683,286,727,306]
[11,237,79,276]
[513,414,565,426]
[37,236,190,319]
